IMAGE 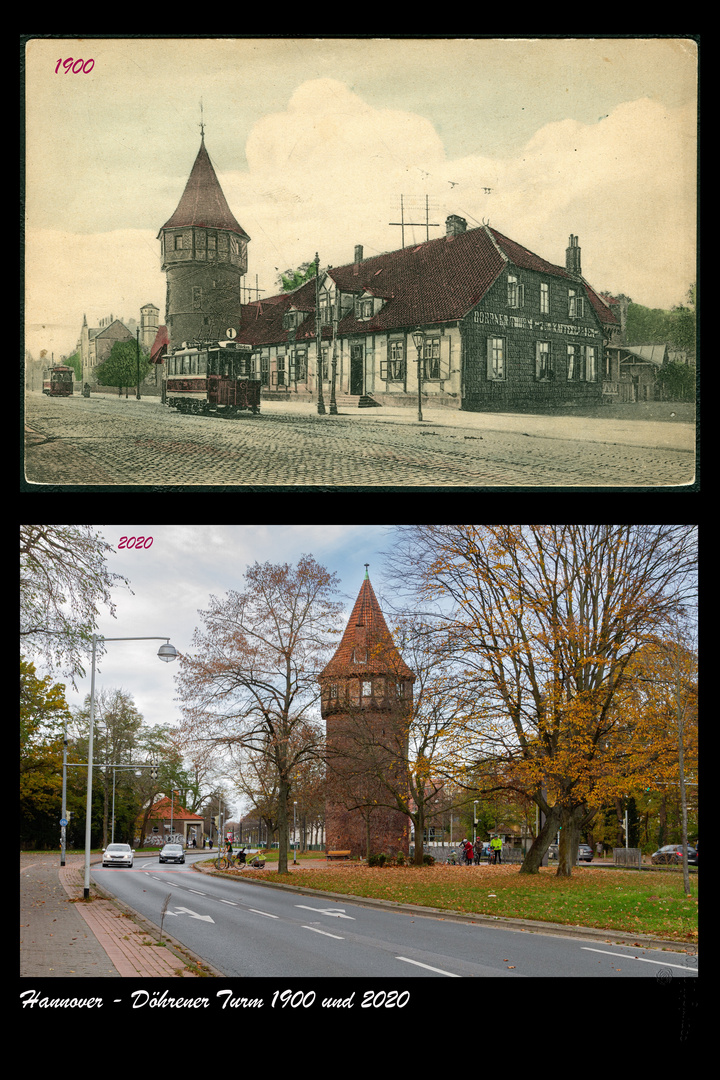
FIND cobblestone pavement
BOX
[23,393,696,488]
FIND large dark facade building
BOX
[158,136,251,352]
[319,571,415,858]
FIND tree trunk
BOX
[520,804,562,874]
[277,780,289,874]
[557,804,583,877]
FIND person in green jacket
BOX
[490,835,502,864]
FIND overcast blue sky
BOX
[55,524,396,724]
[25,36,697,361]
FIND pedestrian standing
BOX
[490,835,502,864]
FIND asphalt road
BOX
[24,392,696,488]
[91,854,699,980]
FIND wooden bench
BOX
[326,850,351,862]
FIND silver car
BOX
[102,843,134,868]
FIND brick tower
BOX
[158,132,250,351]
[320,568,415,858]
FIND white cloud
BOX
[26,79,696,360]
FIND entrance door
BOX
[350,344,364,395]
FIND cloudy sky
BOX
[25,36,697,362]
[42,523,394,719]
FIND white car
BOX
[102,843,134,867]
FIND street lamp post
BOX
[412,327,424,422]
[83,635,177,899]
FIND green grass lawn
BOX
[265,862,698,943]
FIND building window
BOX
[389,340,404,380]
[362,680,372,697]
[568,289,585,318]
[207,232,217,250]
[567,344,578,380]
[535,341,552,380]
[585,345,597,382]
[329,683,338,700]
[352,648,367,663]
[507,275,525,308]
[423,338,441,379]
[487,337,506,380]
[356,298,374,319]
[174,234,183,250]
[540,282,550,314]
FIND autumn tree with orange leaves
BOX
[387,525,697,876]
[176,557,344,874]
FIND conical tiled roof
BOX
[158,137,250,239]
[320,573,414,680]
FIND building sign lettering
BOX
[472,310,599,339]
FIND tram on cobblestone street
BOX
[162,340,261,417]
[42,365,74,397]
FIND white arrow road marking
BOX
[166,906,215,923]
[581,947,698,972]
[295,905,355,919]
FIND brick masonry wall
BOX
[462,267,605,411]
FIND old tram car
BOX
[163,341,261,416]
[42,365,74,396]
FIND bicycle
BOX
[215,847,247,871]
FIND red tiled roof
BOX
[150,324,169,364]
[320,575,414,681]
[145,796,204,821]
[159,138,250,240]
[235,223,615,346]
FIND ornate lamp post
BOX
[412,327,425,422]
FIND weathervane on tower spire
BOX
[199,99,205,140]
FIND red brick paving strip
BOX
[59,864,199,977]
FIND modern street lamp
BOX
[412,327,425,422]
[83,635,177,899]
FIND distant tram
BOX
[162,340,261,416]
[42,365,74,396]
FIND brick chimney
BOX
[566,234,582,276]
[446,214,467,237]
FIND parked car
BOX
[159,843,185,864]
[547,844,558,860]
[577,843,594,862]
[102,843,134,868]
[651,844,698,866]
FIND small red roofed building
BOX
[139,795,205,848]
[319,568,415,858]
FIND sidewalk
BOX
[20,853,211,978]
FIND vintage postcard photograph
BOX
[23,36,698,490]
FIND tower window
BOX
[174,234,183,250]
[362,680,372,697]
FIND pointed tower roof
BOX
[320,570,414,680]
[158,137,250,239]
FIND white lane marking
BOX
[303,926,344,939]
[249,909,279,919]
[581,947,698,972]
[295,905,355,919]
[396,956,461,977]
[218,899,238,906]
